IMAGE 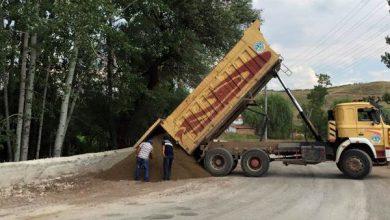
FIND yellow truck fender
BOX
[335,138,377,163]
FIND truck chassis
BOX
[202,139,376,179]
[199,73,377,179]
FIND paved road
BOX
[2,162,390,220]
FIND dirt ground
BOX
[1,162,390,220]
[0,137,210,210]
[97,137,210,182]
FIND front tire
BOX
[241,149,270,177]
[340,149,372,179]
[204,148,234,176]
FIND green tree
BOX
[0,4,13,161]
[305,74,332,139]
[0,0,260,160]
[52,0,113,157]
[332,97,353,108]
[118,0,259,89]
[243,94,293,139]
[382,108,390,124]
[112,0,260,145]
[382,92,390,104]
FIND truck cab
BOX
[328,102,390,171]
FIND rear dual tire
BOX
[204,148,270,177]
[241,149,270,177]
[204,148,234,176]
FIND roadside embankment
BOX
[0,135,210,190]
[0,148,134,189]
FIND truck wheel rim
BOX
[346,156,363,173]
[211,155,225,170]
[248,157,261,170]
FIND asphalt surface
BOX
[2,162,390,220]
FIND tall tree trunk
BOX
[21,33,38,161]
[64,87,80,135]
[14,32,29,162]
[0,11,12,161]
[53,44,79,157]
[107,36,118,149]
[3,69,13,161]
[36,66,50,159]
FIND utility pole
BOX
[263,84,268,141]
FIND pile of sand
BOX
[97,136,210,182]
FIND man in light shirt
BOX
[134,139,153,182]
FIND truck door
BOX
[356,108,385,158]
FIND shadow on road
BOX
[229,170,387,180]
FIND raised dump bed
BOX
[134,20,281,154]
[134,20,386,180]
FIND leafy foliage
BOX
[220,133,259,141]
[382,108,390,124]
[243,94,293,139]
[332,97,353,108]
[304,74,332,139]
[383,92,390,104]
[0,0,259,160]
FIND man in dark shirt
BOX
[162,135,174,180]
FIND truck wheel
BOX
[229,159,238,174]
[204,148,234,176]
[340,149,372,179]
[241,149,270,177]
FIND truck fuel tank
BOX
[301,145,326,164]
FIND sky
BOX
[252,0,390,90]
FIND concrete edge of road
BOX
[0,148,135,189]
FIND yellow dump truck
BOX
[135,20,390,179]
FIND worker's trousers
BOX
[135,157,150,181]
[163,157,173,180]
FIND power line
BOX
[314,39,387,73]
[310,15,390,68]
[312,22,390,70]
[303,1,386,64]
[300,1,383,63]
[314,45,387,74]
[338,45,388,71]
[314,31,388,71]
[291,0,370,64]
